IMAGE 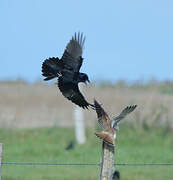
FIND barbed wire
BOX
[2,162,173,167]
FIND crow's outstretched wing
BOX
[112,105,137,129]
[57,77,90,109]
[61,32,85,72]
[94,100,112,130]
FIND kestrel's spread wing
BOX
[94,99,112,130]
[58,77,91,109]
[112,105,137,129]
[61,32,85,72]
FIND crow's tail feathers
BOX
[42,57,62,81]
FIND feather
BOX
[57,77,91,109]
[112,105,137,129]
[95,132,114,146]
[94,99,112,130]
[61,32,85,72]
[42,57,62,81]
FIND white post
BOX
[74,84,86,144]
[0,143,2,180]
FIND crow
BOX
[42,32,94,109]
[65,141,75,150]
[94,99,137,146]
[112,170,120,179]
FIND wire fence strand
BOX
[2,162,173,167]
[2,162,100,166]
[115,163,173,166]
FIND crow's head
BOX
[79,73,90,84]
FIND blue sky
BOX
[1,0,173,82]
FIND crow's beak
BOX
[87,79,90,83]
[85,79,90,85]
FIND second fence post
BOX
[0,143,2,180]
[74,84,86,144]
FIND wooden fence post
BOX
[0,143,2,180]
[99,142,115,180]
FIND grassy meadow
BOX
[1,126,173,180]
[0,80,173,179]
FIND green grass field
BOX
[1,125,173,180]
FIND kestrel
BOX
[94,100,137,146]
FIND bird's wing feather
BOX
[94,100,112,130]
[112,105,137,128]
[61,32,85,72]
[57,77,90,109]
[42,57,62,81]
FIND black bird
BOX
[42,32,94,109]
[65,141,75,150]
[112,170,120,179]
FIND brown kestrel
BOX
[94,100,137,146]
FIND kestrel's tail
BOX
[95,132,114,146]
[42,57,62,81]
